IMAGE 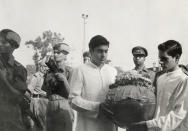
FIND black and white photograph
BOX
[0,0,188,131]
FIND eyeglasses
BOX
[54,50,68,55]
[133,54,145,57]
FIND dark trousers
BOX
[22,97,48,131]
[0,100,25,131]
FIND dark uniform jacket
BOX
[42,65,72,99]
[0,55,27,102]
[0,55,27,131]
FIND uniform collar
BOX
[88,61,105,69]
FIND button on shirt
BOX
[69,61,117,131]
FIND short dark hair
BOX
[158,40,182,57]
[89,35,109,50]
[83,51,90,58]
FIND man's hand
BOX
[132,121,146,125]
[100,102,128,128]
[55,72,70,96]
[128,121,148,131]
[99,102,115,120]
[55,73,67,82]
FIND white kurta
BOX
[69,62,117,131]
[146,68,188,131]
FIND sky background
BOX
[0,0,188,70]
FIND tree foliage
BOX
[25,30,64,70]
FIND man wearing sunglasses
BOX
[42,42,74,131]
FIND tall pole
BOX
[82,14,88,53]
[35,48,40,71]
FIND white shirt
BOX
[69,61,117,131]
[146,68,188,131]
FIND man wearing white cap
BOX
[42,42,74,131]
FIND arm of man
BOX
[69,67,100,118]
[146,78,188,130]
[27,74,38,94]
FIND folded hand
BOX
[55,73,67,82]
[128,121,148,131]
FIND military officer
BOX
[42,42,74,131]
[132,46,155,82]
[0,29,28,131]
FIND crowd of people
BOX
[0,28,188,131]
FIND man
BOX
[27,61,48,131]
[28,61,48,96]
[130,40,188,131]
[69,35,117,131]
[0,29,28,131]
[83,51,91,63]
[132,46,155,82]
[42,42,73,131]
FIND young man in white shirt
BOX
[69,35,117,131]
[129,40,188,131]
